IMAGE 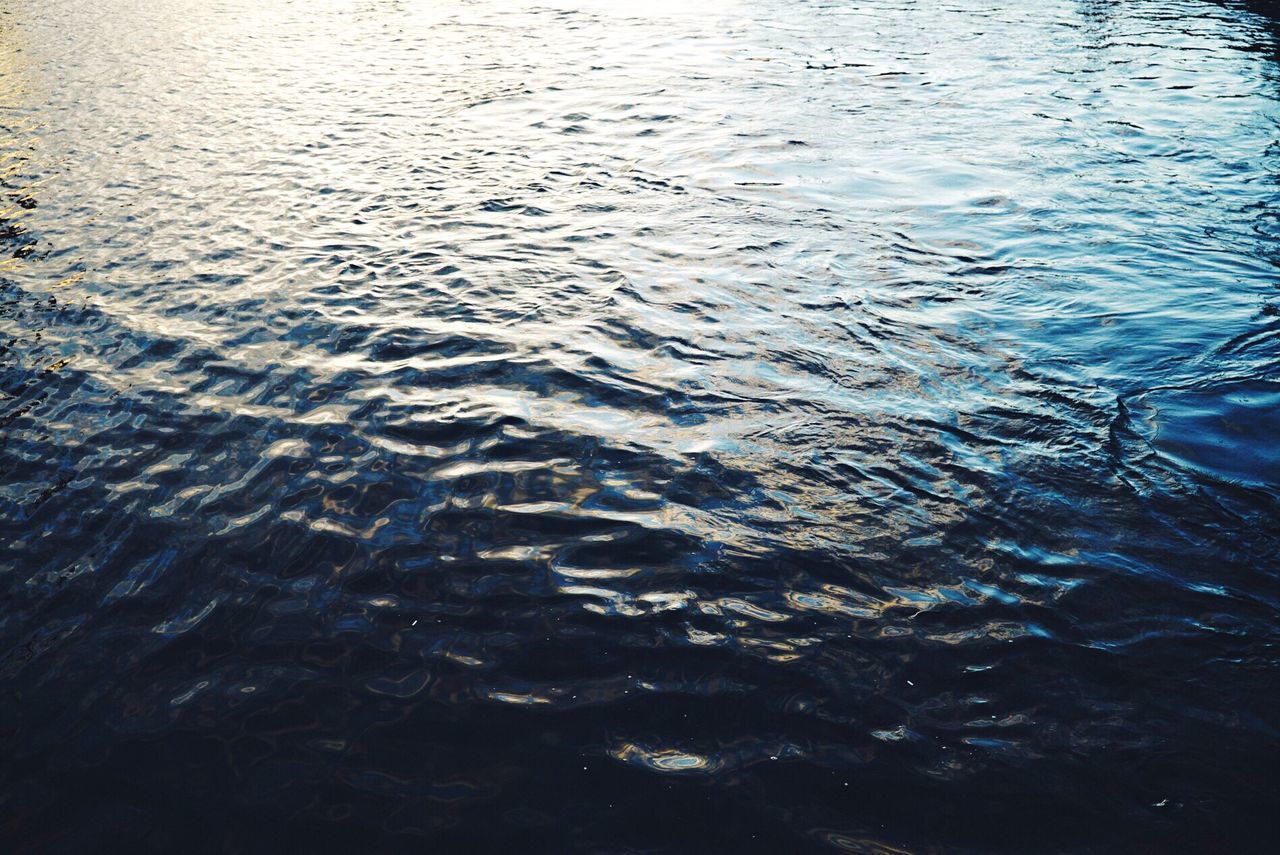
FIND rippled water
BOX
[2,0,1278,850]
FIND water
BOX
[1,0,1278,850]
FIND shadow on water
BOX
[0,0,1278,852]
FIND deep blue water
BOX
[1,0,1279,851]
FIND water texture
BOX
[1,0,1278,851]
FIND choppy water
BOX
[1,0,1278,850]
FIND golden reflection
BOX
[0,15,31,108]
[487,690,552,706]
[610,743,721,774]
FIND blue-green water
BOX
[1,0,1278,851]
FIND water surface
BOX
[2,0,1279,851]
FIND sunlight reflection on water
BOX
[0,0,1278,851]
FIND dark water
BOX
[2,0,1279,851]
